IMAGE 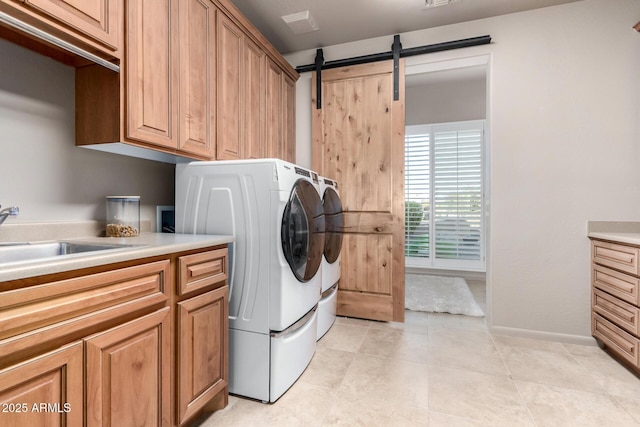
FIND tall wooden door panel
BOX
[243,38,265,159]
[283,73,296,163]
[126,0,178,149]
[312,60,405,322]
[216,13,243,160]
[85,308,171,427]
[178,0,216,158]
[177,287,228,425]
[265,58,283,159]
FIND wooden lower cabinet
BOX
[591,239,640,374]
[0,244,229,427]
[85,307,171,426]
[177,287,228,425]
[0,342,83,427]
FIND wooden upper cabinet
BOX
[126,0,178,149]
[22,0,119,51]
[216,13,243,160]
[265,58,283,159]
[74,0,298,162]
[243,37,266,159]
[178,0,216,158]
[264,58,296,163]
[283,73,296,163]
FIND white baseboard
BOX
[489,326,597,346]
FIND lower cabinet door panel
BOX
[85,307,171,427]
[177,286,228,425]
[0,342,83,427]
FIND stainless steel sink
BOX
[0,241,139,265]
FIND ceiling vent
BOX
[425,0,459,8]
[281,10,319,35]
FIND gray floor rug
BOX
[405,274,484,317]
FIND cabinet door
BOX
[85,308,171,427]
[265,58,283,159]
[177,287,228,425]
[23,0,119,51]
[178,0,216,158]
[283,73,296,163]
[126,0,178,149]
[0,342,83,427]
[243,37,265,159]
[216,13,243,160]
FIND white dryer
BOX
[317,176,343,340]
[175,159,325,402]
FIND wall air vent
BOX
[425,0,459,8]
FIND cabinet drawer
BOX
[592,264,639,306]
[178,248,228,296]
[593,289,640,336]
[592,240,640,276]
[0,260,169,340]
[593,313,640,368]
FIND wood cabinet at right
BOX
[591,239,640,374]
[265,59,296,162]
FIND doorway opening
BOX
[404,55,489,318]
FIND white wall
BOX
[0,39,175,226]
[287,0,640,341]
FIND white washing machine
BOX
[175,159,325,402]
[317,176,343,340]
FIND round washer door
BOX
[281,179,326,282]
[323,187,343,264]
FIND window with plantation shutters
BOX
[404,120,485,271]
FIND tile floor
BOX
[193,281,640,427]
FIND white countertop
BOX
[0,233,233,282]
[588,231,640,246]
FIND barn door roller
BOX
[303,34,491,109]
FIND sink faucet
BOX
[0,205,19,226]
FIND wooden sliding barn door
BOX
[312,60,405,322]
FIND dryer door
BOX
[323,187,343,264]
[282,179,325,282]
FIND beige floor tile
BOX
[427,312,488,332]
[515,380,640,427]
[428,328,508,375]
[369,309,430,335]
[429,410,533,427]
[338,353,429,409]
[195,382,336,427]
[572,352,640,400]
[270,381,336,425]
[428,366,534,426]
[492,334,570,354]
[334,316,372,327]
[323,391,429,426]
[317,323,370,353]
[299,346,354,390]
[192,395,285,427]
[562,341,604,357]
[358,327,429,364]
[612,395,640,424]
[500,346,607,394]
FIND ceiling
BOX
[228,0,582,54]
